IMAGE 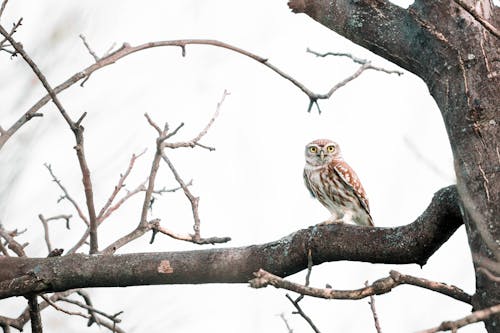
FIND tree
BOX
[0,0,498,332]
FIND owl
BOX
[303,139,373,226]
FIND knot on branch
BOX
[249,269,270,288]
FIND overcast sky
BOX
[0,1,483,332]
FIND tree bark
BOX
[288,0,499,331]
[0,186,461,299]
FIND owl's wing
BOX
[331,160,371,216]
[303,169,317,198]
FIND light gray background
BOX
[0,1,487,332]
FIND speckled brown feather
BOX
[330,160,373,225]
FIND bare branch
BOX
[44,164,89,226]
[79,34,99,62]
[0,225,26,257]
[0,19,21,51]
[305,48,403,113]
[160,153,202,240]
[41,295,89,320]
[0,25,99,253]
[0,0,8,20]
[38,214,72,253]
[418,304,500,333]
[0,240,9,256]
[97,150,146,222]
[0,186,463,299]
[250,269,471,305]
[27,295,42,333]
[150,220,230,245]
[278,313,294,333]
[75,290,99,326]
[366,281,383,333]
[285,294,321,333]
[0,37,392,150]
[60,298,122,324]
[162,90,229,150]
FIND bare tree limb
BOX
[38,214,72,253]
[250,269,471,304]
[0,0,8,20]
[44,164,89,226]
[0,185,464,299]
[79,34,99,62]
[278,313,294,333]
[97,150,147,222]
[418,304,500,333]
[0,226,26,257]
[0,35,399,150]
[150,221,230,245]
[366,281,383,333]
[0,25,99,253]
[27,295,42,333]
[285,294,321,333]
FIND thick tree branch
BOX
[0,186,462,299]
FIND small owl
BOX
[303,139,373,226]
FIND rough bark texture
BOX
[0,186,462,299]
[288,0,499,331]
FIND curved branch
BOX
[0,185,462,299]
[249,269,472,304]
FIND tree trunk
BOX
[288,0,499,331]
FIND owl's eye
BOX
[326,145,335,153]
[309,146,317,153]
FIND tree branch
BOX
[27,295,42,333]
[418,304,500,333]
[250,269,471,304]
[0,186,462,299]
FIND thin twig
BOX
[0,226,26,257]
[75,290,99,326]
[27,295,43,333]
[162,90,229,150]
[285,294,321,333]
[38,214,72,253]
[250,270,472,305]
[161,153,202,240]
[0,38,388,151]
[0,0,8,20]
[306,48,403,113]
[0,25,99,253]
[100,115,166,254]
[41,295,89,319]
[0,240,9,256]
[418,303,500,333]
[79,34,99,62]
[295,249,313,303]
[278,313,294,333]
[97,150,146,221]
[365,281,383,333]
[44,164,89,226]
[60,298,122,324]
[150,220,230,245]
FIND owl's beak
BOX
[319,150,325,161]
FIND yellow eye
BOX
[326,145,335,153]
[309,146,317,153]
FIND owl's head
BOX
[305,139,342,166]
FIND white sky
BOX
[0,1,482,332]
